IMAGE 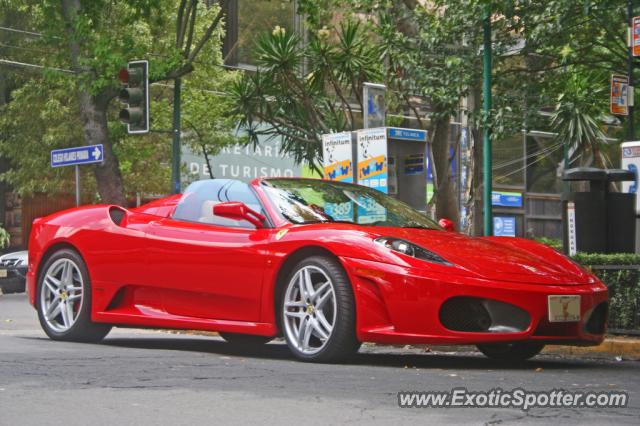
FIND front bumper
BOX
[340,257,608,347]
[0,267,27,293]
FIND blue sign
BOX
[387,128,427,142]
[627,163,638,193]
[491,191,523,207]
[494,216,516,237]
[51,144,104,168]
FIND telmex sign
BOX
[183,136,302,182]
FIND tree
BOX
[0,0,240,202]
[362,0,485,227]
[550,71,609,169]
[234,0,485,226]
[231,20,383,170]
[233,0,634,235]
[2,0,229,204]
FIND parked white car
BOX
[0,250,28,294]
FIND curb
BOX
[161,329,640,360]
[543,337,640,360]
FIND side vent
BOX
[109,206,126,226]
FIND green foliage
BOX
[0,226,10,249]
[35,0,170,95]
[0,79,84,195]
[532,240,639,331]
[534,237,563,251]
[574,252,640,331]
[0,0,240,199]
[573,252,640,266]
[235,0,635,220]
[550,71,609,167]
[573,253,640,330]
[230,20,383,168]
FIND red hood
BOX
[368,228,592,285]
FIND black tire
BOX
[0,279,25,294]
[476,342,545,361]
[36,248,111,343]
[279,255,360,363]
[219,332,272,347]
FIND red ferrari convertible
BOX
[27,178,608,362]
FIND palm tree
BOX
[550,72,609,170]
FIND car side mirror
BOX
[438,218,455,232]
[213,202,265,228]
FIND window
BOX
[172,179,264,228]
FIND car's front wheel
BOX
[280,255,360,363]
[476,342,545,361]
[37,249,111,342]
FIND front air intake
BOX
[584,302,608,335]
[439,296,531,333]
[439,297,492,332]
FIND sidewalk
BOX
[542,335,640,360]
[415,336,640,360]
[170,328,640,360]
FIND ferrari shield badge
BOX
[275,229,288,240]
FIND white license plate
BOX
[0,269,6,278]
[548,295,581,322]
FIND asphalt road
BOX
[0,293,638,425]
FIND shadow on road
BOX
[17,333,623,371]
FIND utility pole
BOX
[172,77,182,194]
[171,5,183,195]
[628,0,636,141]
[482,5,493,236]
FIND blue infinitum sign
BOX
[387,128,427,142]
[51,144,104,168]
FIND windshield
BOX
[262,178,441,229]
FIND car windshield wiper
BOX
[401,224,435,230]
[299,219,355,225]
[280,210,354,225]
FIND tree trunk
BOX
[77,92,126,205]
[470,124,484,236]
[431,112,460,227]
[62,0,126,205]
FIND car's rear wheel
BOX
[280,255,360,363]
[476,342,545,361]
[219,332,272,347]
[37,249,111,342]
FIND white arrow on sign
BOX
[92,146,102,160]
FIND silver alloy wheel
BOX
[40,258,84,333]
[283,265,337,355]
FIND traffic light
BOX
[118,60,149,134]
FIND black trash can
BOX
[605,169,636,253]
[562,167,636,254]
[562,168,607,254]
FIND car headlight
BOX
[374,237,450,265]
